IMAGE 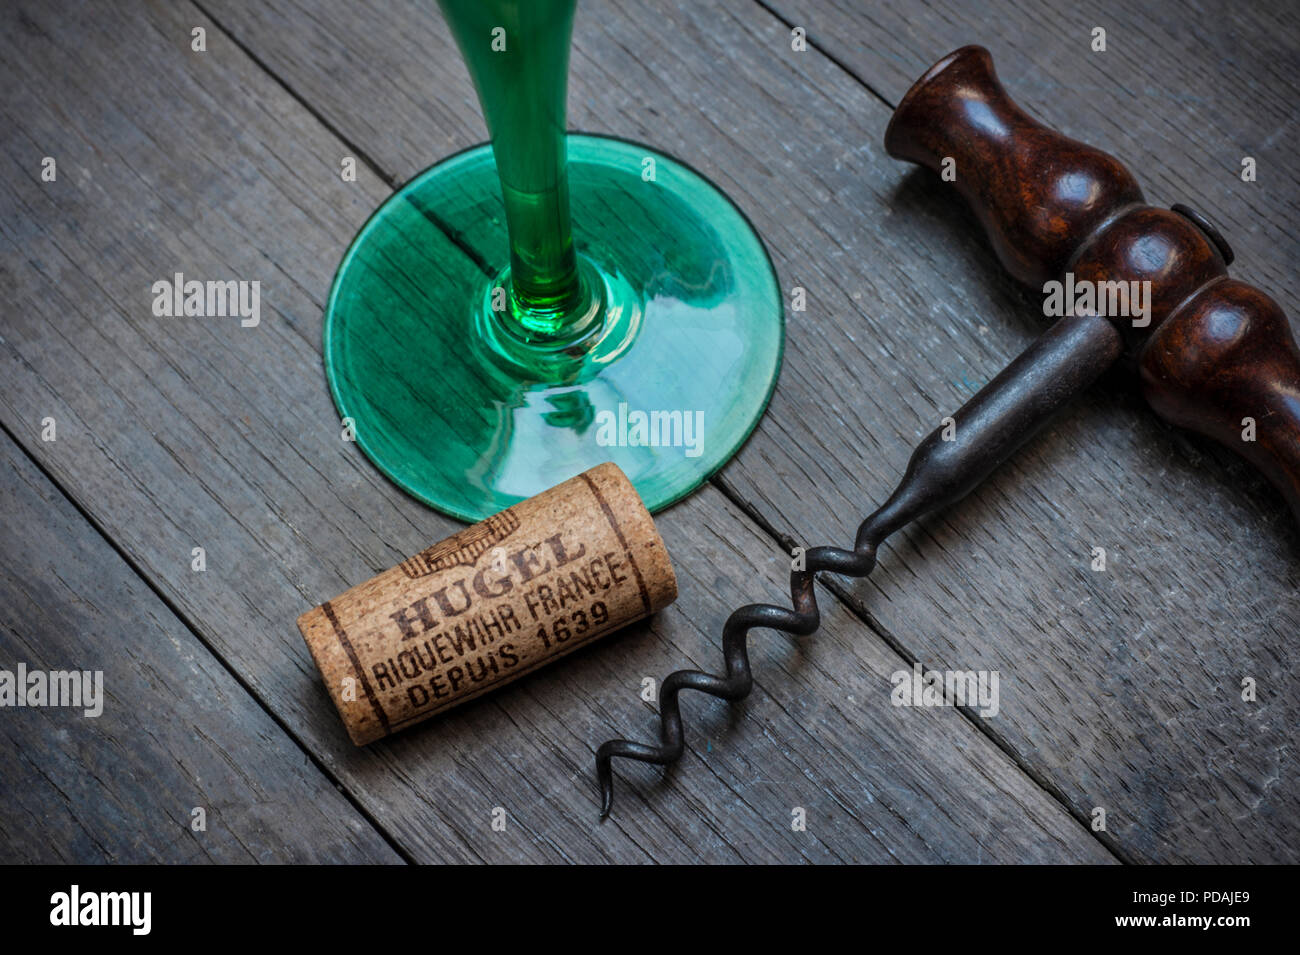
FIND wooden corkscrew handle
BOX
[884,45,1300,520]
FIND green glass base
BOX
[323,134,783,522]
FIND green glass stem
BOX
[321,1,785,522]
[441,0,587,336]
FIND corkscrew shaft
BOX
[596,313,1123,817]
[884,44,1300,522]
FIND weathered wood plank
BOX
[0,0,1109,861]
[761,0,1299,339]
[192,0,1300,861]
[0,432,402,863]
[757,0,1300,862]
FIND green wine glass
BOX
[323,0,784,521]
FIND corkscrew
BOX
[595,45,1300,818]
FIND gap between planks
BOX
[0,416,417,864]
[182,0,1126,864]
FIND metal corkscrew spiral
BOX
[598,43,1300,818]
[596,522,882,819]
[596,311,1125,818]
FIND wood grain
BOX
[189,0,1300,861]
[768,0,1299,301]
[0,432,401,863]
[758,0,1300,863]
[0,0,1111,862]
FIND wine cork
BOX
[297,462,676,745]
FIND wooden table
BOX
[1,0,1296,864]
